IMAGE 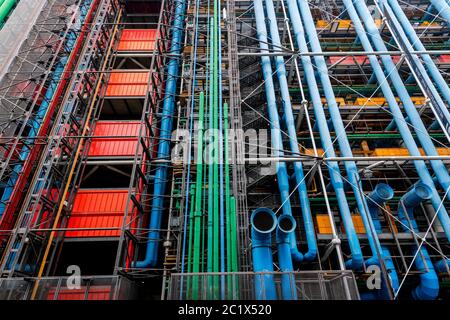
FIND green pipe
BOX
[0,0,16,25]
[186,184,196,298]
[212,0,220,299]
[192,92,205,299]
[207,17,214,297]
[224,102,232,297]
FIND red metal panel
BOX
[47,286,111,300]
[118,29,157,52]
[65,189,131,238]
[88,121,140,157]
[438,55,450,63]
[105,72,149,97]
[329,56,368,66]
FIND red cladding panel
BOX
[105,72,149,97]
[47,287,111,300]
[118,29,157,52]
[88,121,140,157]
[65,189,130,238]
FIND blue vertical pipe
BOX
[251,208,278,300]
[386,0,450,107]
[276,215,297,300]
[362,184,399,299]
[0,1,90,218]
[263,0,317,262]
[133,0,187,268]
[296,0,383,268]
[344,0,450,243]
[286,0,363,269]
[397,183,439,300]
[252,0,300,251]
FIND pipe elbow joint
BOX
[412,273,439,300]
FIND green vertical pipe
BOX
[192,91,205,299]
[0,0,16,25]
[186,184,196,298]
[224,102,232,298]
[207,17,214,298]
[212,0,220,299]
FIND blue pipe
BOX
[133,0,187,268]
[252,0,299,259]
[422,4,436,21]
[251,208,278,300]
[346,0,450,243]
[384,0,450,118]
[263,0,317,262]
[363,184,399,299]
[434,258,450,273]
[286,0,364,269]
[397,183,439,300]
[0,2,89,218]
[297,0,383,269]
[429,0,450,27]
[276,215,297,300]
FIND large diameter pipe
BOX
[386,0,450,105]
[397,183,439,300]
[367,0,450,188]
[297,0,381,269]
[429,0,450,27]
[286,0,363,269]
[263,0,317,262]
[363,184,399,299]
[276,215,297,300]
[252,0,300,263]
[133,0,187,268]
[251,208,278,300]
[345,0,450,243]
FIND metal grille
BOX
[168,271,359,300]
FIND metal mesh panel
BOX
[168,271,359,300]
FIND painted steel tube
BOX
[264,0,317,263]
[365,184,399,299]
[0,1,89,218]
[251,208,277,300]
[286,0,363,269]
[397,183,439,300]
[346,0,450,243]
[429,0,450,27]
[370,0,450,192]
[0,0,16,24]
[386,0,450,105]
[297,0,380,268]
[276,215,298,300]
[252,0,299,258]
[133,0,187,268]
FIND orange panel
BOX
[372,148,450,157]
[351,215,366,234]
[316,215,333,234]
[47,286,111,300]
[66,189,131,238]
[118,29,157,52]
[88,121,141,157]
[105,72,150,97]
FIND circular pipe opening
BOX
[414,183,432,200]
[277,215,296,233]
[251,208,277,234]
[375,183,394,201]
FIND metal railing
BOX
[168,271,359,300]
[0,275,136,300]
